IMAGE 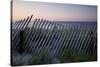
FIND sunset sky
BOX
[12,1,97,22]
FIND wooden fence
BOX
[11,15,97,65]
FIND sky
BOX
[12,1,97,22]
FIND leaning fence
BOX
[11,15,97,65]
